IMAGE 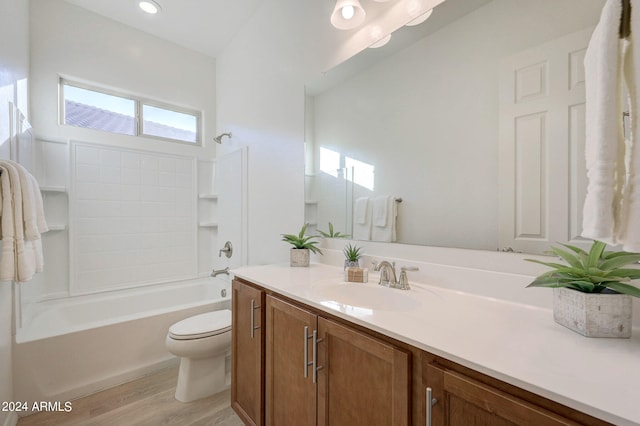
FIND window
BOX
[61,79,201,144]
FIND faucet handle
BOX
[398,266,419,290]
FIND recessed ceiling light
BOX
[139,0,161,14]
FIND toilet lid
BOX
[169,310,232,340]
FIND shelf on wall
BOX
[198,193,218,200]
[198,222,219,228]
[46,225,67,232]
[305,200,318,205]
[40,186,67,193]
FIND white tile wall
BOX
[70,142,196,294]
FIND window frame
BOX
[60,78,202,146]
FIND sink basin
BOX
[311,283,421,312]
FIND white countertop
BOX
[232,262,640,426]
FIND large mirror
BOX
[305,0,606,253]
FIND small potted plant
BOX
[281,223,322,267]
[343,243,362,270]
[317,222,349,238]
[526,240,640,338]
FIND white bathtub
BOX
[13,276,231,406]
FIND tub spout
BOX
[211,267,230,277]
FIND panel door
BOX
[424,363,575,426]
[499,28,592,254]
[317,317,410,426]
[265,296,317,426]
[231,279,264,426]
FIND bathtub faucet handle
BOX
[219,241,233,258]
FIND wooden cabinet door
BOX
[424,363,576,426]
[265,295,318,426]
[231,279,264,426]
[317,317,410,426]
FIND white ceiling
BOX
[63,0,264,58]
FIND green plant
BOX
[525,240,640,297]
[317,222,349,239]
[281,223,323,255]
[343,243,362,262]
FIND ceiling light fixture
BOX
[139,0,161,14]
[405,9,433,26]
[331,0,366,30]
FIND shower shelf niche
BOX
[198,193,218,200]
[40,186,67,193]
[198,222,219,228]
[40,184,68,233]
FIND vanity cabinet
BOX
[231,279,265,426]
[232,276,610,426]
[265,295,410,426]
[421,354,609,426]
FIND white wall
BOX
[30,0,216,157]
[0,0,29,422]
[311,0,604,250]
[215,0,345,265]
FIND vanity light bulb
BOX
[341,5,355,20]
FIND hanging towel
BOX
[617,0,640,251]
[371,196,397,242]
[0,164,16,281]
[354,197,369,224]
[0,160,47,282]
[353,197,371,240]
[582,0,626,245]
[372,195,389,227]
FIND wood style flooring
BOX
[17,366,244,426]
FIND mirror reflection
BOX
[305,0,606,254]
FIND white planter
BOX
[553,287,632,338]
[290,248,310,267]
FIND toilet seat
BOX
[169,310,231,340]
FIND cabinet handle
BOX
[312,330,324,384]
[303,326,314,378]
[426,387,438,426]
[250,299,260,338]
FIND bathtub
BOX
[13,276,231,406]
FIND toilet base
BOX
[175,352,228,402]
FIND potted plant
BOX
[526,240,640,338]
[281,223,322,267]
[343,243,363,270]
[317,222,349,238]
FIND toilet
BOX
[165,309,232,402]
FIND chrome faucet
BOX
[211,267,230,277]
[372,260,419,290]
[372,261,398,287]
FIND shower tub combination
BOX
[13,276,231,405]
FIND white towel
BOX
[0,160,47,282]
[582,0,626,245]
[372,196,390,227]
[354,197,369,224]
[371,196,397,242]
[0,164,16,281]
[618,0,640,251]
[353,197,371,240]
